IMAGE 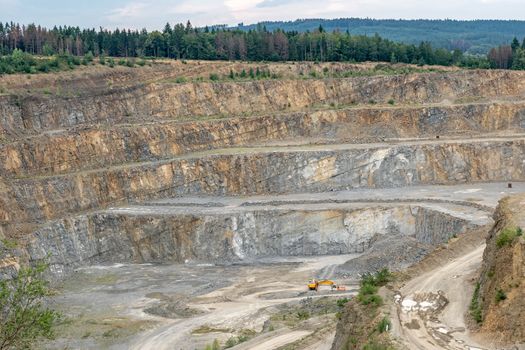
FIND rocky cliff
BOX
[474,194,525,345]
[0,62,524,280]
[1,139,522,238]
[26,204,477,275]
[2,69,525,139]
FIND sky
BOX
[1,0,525,30]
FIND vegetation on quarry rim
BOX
[2,20,525,76]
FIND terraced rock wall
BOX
[0,64,524,278]
[1,70,525,139]
[1,139,523,237]
[1,102,525,178]
[27,205,473,275]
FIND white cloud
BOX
[104,0,235,28]
[100,0,525,30]
[106,2,149,22]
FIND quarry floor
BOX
[48,254,356,350]
[44,182,524,350]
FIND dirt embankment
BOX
[331,224,489,350]
[473,195,525,346]
[330,294,393,350]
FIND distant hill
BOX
[235,19,525,54]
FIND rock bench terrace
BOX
[0,61,524,349]
[0,62,524,272]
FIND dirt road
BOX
[129,256,356,350]
[248,331,313,350]
[393,243,487,349]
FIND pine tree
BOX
[512,48,525,70]
[511,37,520,52]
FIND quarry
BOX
[0,61,524,349]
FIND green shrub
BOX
[224,337,237,348]
[357,269,391,307]
[209,73,219,81]
[1,238,18,249]
[0,49,90,75]
[297,310,310,320]
[337,298,350,308]
[470,282,482,323]
[361,268,392,288]
[360,273,377,287]
[377,317,391,333]
[374,268,392,285]
[358,294,383,307]
[0,263,60,349]
[237,334,249,343]
[388,99,395,105]
[224,332,251,349]
[495,289,507,302]
[37,62,50,72]
[84,51,94,63]
[360,283,378,296]
[496,227,520,248]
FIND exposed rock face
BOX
[2,69,525,139]
[475,195,525,345]
[0,64,524,280]
[1,102,524,178]
[334,206,475,277]
[1,139,523,237]
[26,205,474,276]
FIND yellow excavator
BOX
[307,279,336,291]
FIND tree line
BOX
[488,37,525,69]
[1,21,524,73]
[237,18,525,55]
[0,21,489,67]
